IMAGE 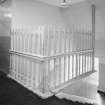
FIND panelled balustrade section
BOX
[9,25,94,95]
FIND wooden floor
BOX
[0,71,95,105]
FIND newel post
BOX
[92,4,95,71]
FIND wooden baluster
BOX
[15,55,17,80]
[22,31,25,52]
[39,27,41,55]
[14,55,16,79]
[40,28,43,55]
[45,26,48,56]
[31,61,34,90]
[88,31,89,50]
[69,56,72,79]
[81,32,82,51]
[38,26,41,55]
[86,54,88,73]
[49,26,52,55]
[20,56,22,84]
[64,28,66,53]
[19,33,21,52]
[14,31,16,51]
[14,55,16,80]
[64,56,66,82]
[11,55,13,77]
[84,54,86,73]
[89,53,91,72]
[37,63,40,90]
[79,30,81,51]
[68,29,71,53]
[28,34,30,53]
[14,54,16,79]
[78,54,80,75]
[17,55,20,82]
[12,30,14,51]
[88,30,89,50]
[14,30,16,51]
[54,27,57,55]
[18,30,20,51]
[44,27,48,56]
[60,57,63,83]
[20,56,23,84]
[12,54,14,78]
[67,29,70,53]
[59,27,61,54]
[28,59,30,87]
[59,57,61,85]
[23,32,25,52]
[74,54,76,77]
[72,54,74,78]
[76,54,78,77]
[30,34,33,53]
[33,63,36,90]
[61,29,63,53]
[90,53,93,71]
[33,34,36,54]
[82,54,84,74]
[29,61,32,88]
[47,26,50,56]
[65,56,68,81]
[40,61,46,93]
[65,28,67,53]
[22,57,24,86]
[54,58,57,88]
[71,28,73,52]
[17,30,19,51]
[85,54,87,73]
[47,60,50,91]
[68,55,70,80]
[31,34,34,53]
[26,33,28,52]
[11,31,13,51]
[80,54,82,75]
[88,53,90,72]
[35,33,37,54]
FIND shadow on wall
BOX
[0,36,10,74]
[0,11,11,74]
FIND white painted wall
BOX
[12,0,92,28]
[0,9,11,73]
[12,0,65,28]
[98,58,105,92]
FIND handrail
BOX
[9,49,93,62]
[9,50,44,63]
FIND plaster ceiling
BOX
[38,0,87,7]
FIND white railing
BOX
[11,25,93,56]
[9,25,94,95]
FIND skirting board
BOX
[56,92,97,105]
